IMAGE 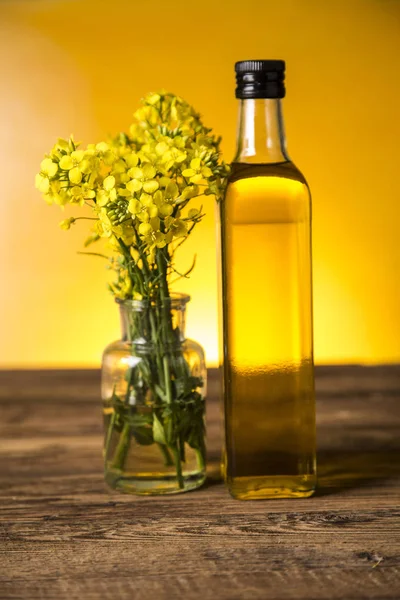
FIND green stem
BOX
[112,422,131,471]
[163,354,174,446]
[163,355,172,405]
[157,251,186,489]
[195,445,206,472]
[104,410,116,462]
[157,442,174,467]
[172,445,184,490]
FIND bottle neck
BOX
[234,98,289,164]
[119,299,187,348]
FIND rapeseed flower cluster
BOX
[35,92,229,299]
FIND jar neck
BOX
[234,98,289,164]
[118,297,188,348]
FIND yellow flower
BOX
[147,93,161,106]
[152,189,174,217]
[59,217,76,230]
[96,211,113,237]
[126,163,159,194]
[35,173,50,194]
[158,203,173,217]
[56,138,70,152]
[59,156,73,170]
[182,157,213,184]
[69,167,82,184]
[128,199,141,215]
[138,222,152,236]
[161,147,187,171]
[124,153,139,168]
[96,142,109,152]
[153,231,167,248]
[36,90,231,300]
[70,184,96,204]
[103,175,115,191]
[165,181,179,200]
[170,219,187,238]
[181,185,199,200]
[40,158,58,177]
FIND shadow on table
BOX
[204,450,400,496]
[203,444,400,496]
[316,448,400,496]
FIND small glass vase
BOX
[101,293,207,495]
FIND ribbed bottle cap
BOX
[235,60,286,99]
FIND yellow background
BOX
[1,0,399,368]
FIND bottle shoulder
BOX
[184,337,205,358]
[227,160,309,187]
[102,339,131,357]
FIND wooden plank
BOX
[0,367,399,600]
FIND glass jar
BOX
[101,293,207,495]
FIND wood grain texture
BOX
[0,366,399,600]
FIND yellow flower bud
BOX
[57,138,70,151]
[188,208,200,218]
[59,217,76,230]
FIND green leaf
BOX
[153,413,166,445]
[131,426,154,446]
[154,384,167,402]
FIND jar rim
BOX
[116,292,191,309]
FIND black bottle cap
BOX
[235,60,286,99]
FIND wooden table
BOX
[1,366,399,599]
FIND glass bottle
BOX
[101,293,207,495]
[218,60,316,499]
